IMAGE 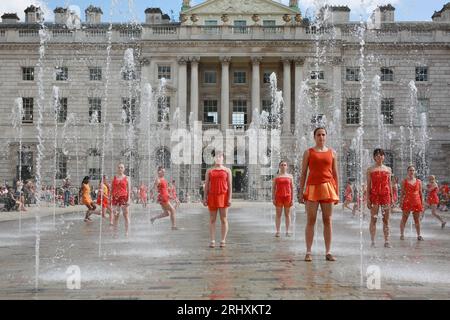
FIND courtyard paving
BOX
[0,201,449,299]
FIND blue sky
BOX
[1,0,449,23]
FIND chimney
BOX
[371,4,395,25]
[54,7,68,24]
[162,14,171,24]
[85,5,103,24]
[432,3,450,22]
[145,8,162,24]
[181,0,191,11]
[1,13,20,23]
[24,5,43,23]
[321,6,350,24]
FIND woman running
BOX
[96,175,111,219]
[273,161,294,237]
[111,163,131,234]
[139,182,148,208]
[367,148,393,248]
[81,176,98,222]
[342,180,353,211]
[400,165,424,240]
[150,167,178,230]
[203,151,232,248]
[425,175,446,228]
[298,127,339,262]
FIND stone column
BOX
[294,57,305,128]
[177,57,188,126]
[251,56,262,124]
[282,57,292,133]
[220,56,231,131]
[190,56,200,123]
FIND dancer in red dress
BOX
[96,175,111,219]
[425,175,446,229]
[111,163,131,234]
[272,161,294,237]
[150,167,178,230]
[342,180,353,211]
[367,149,393,248]
[203,151,232,248]
[298,128,339,262]
[400,165,424,240]
[138,183,148,208]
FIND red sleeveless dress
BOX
[207,169,229,211]
[274,176,292,207]
[369,171,391,206]
[157,178,170,205]
[426,184,439,206]
[344,184,353,202]
[401,179,423,212]
[111,176,128,206]
[303,148,339,204]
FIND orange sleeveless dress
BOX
[369,171,392,206]
[303,148,339,204]
[401,179,423,213]
[157,178,170,205]
[81,183,93,206]
[207,169,229,211]
[274,176,292,207]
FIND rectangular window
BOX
[56,149,67,180]
[205,20,218,26]
[346,98,360,124]
[381,98,394,124]
[87,149,101,180]
[89,67,102,81]
[55,66,68,81]
[122,98,137,124]
[203,100,218,124]
[22,67,34,81]
[418,98,429,114]
[204,20,219,34]
[22,98,33,123]
[232,100,247,127]
[263,20,276,26]
[233,71,247,84]
[346,67,360,81]
[380,67,394,81]
[88,98,102,123]
[57,98,68,123]
[310,71,324,80]
[415,67,428,82]
[233,20,248,34]
[263,71,274,84]
[158,65,171,80]
[204,71,217,84]
[157,97,170,122]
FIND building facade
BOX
[1,0,449,199]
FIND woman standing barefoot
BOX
[400,165,424,241]
[367,149,393,248]
[298,127,339,262]
[203,151,232,248]
[111,163,131,235]
[426,175,446,228]
[150,167,178,230]
[272,161,294,237]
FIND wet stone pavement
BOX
[0,202,449,299]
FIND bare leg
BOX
[123,206,130,236]
[431,205,445,224]
[275,206,282,235]
[400,212,410,238]
[209,211,217,242]
[219,208,229,244]
[305,201,319,254]
[382,208,390,244]
[284,206,291,235]
[413,212,422,238]
[370,205,379,245]
[166,203,177,229]
[320,202,333,254]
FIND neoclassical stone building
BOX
[0,0,449,198]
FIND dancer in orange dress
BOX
[342,180,353,211]
[400,165,424,240]
[81,176,98,222]
[203,151,232,248]
[272,161,294,237]
[425,175,446,228]
[298,127,339,262]
[367,149,393,248]
[138,183,148,208]
[96,176,111,219]
[150,167,178,230]
[111,163,131,233]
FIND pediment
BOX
[184,0,298,15]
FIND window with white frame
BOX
[381,98,394,124]
[415,67,428,82]
[22,98,33,124]
[232,100,247,126]
[310,71,324,80]
[57,98,68,123]
[89,67,102,81]
[233,71,247,84]
[380,67,394,81]
[263,71,273,84]
[204,71,217,84]
[157,97,170,122]
[203,100,218,124]
[346,67,360,81]
[22,67,34,81]
[346,98,360,124]
[122,98,137,124]
[56,66,68,81]
[158,65,171,80]
[88,98,102,123]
